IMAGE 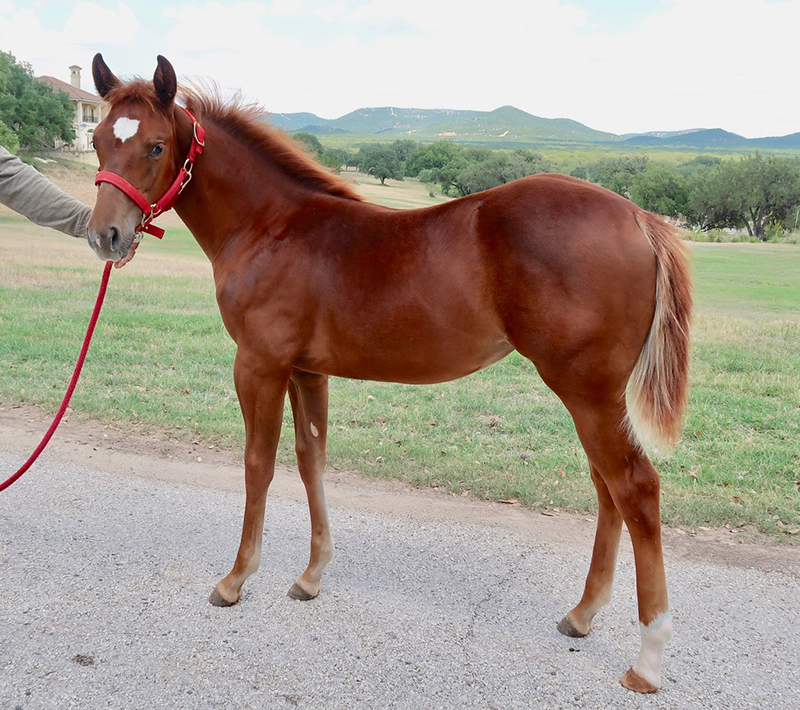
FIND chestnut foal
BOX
[87,54,691,693]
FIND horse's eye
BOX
[150,144,164,158]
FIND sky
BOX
[1,0,799,138]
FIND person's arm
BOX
[0,145,92,239]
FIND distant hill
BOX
[751,132,800,149]
[269,112,329,131]
[268,105,620,143]
[621,128,707,139]
[268,108,800,151]
[623,128,800,150]
[423,105,620,142]
[624,128,749,147]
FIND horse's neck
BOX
[174,122,307,264]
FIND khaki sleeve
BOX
[0,146,92,239]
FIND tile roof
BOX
[37,75,105,104]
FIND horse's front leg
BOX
[286,369,334,600]
[209,354,290,607]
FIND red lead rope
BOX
[0,261,113,492]
[4,111,204,491]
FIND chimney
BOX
[69,65,81,89]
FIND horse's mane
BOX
[105,80,362,201]
[181,86,362,201]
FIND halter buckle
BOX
[193,120,205,148]
[138,204,157,233]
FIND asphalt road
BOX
[1,421,798,710]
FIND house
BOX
[37,65,107,152]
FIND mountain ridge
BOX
[268,105,619,143]
[267,107,800,149]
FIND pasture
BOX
[0,173,798,538]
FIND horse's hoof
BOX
[620,668,659,694]
[287,581,318,601]
[557,615,588,638]
[208,587,239,607]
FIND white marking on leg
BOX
[309,422,319,438]
[633,612,673,689]
[113,117,140,142]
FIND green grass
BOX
[1,213,798,538]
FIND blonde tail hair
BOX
[626,212,693,452]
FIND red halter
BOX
[94,107,205,239]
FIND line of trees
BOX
[408,142,553,197]
[292,134,554,194]
[293,132,800,241]
[582,153,800,240]
[0,51,75,153]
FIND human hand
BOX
[114,239,140,269]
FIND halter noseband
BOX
[94,107,205,239]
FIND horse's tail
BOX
[626,211,692,453]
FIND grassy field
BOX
[0,175,798,538]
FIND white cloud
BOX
[560,0,800,136]
[158,0,596,120]
[0,1,140,87]
[2,0,799,137]
[63,2,140,46]
[267,0,307,16]
[163,1,269,52]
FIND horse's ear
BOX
[153,55,177,107]
[92,53,119,99]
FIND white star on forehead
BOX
[113,117,140,142]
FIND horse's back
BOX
[470,174,663,390]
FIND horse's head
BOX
[88,54,181,262]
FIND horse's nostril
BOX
[109,226,120,252]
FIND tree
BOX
[684,167,741,233]
[292,131,324,156]
[629,164,690,218]
[405,141,465,176]
[357,144,403,184]
[677,155,722,176]
[0,51,75,150]
[325,147,357,171]
[589,155,649,197]
[407,142,503,196]
[318,153,343,173]
[686,154,800,240]
[463,147,494,164]
[426,154,471,195]
[452,150,553,196]
[390,139,417,164]
[0,118,19,153]
[291,133,348,173]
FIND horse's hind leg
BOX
[286,369,334,600]
[563,395,672,692]
[557,464,622,638]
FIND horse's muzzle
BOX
[87,224,136,262]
